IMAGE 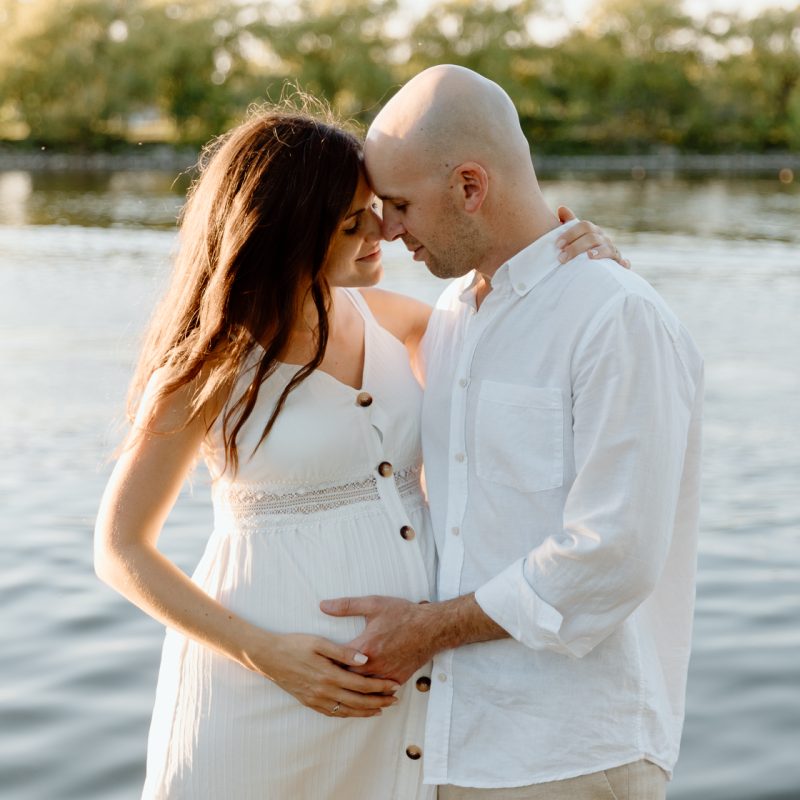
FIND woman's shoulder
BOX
[135,363,230,438]
[357,288,432,347]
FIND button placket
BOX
[362,398,429,594]
[425,649,455,782]
[359,388,429,788]
[427,296,498,779]
[440,307,488,603]
[396,667,430,796]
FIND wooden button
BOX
[377,461,393,477]
[415,676,431,693]
[400,525,415,541]
[405,745,422,760]
[356,392,373,407]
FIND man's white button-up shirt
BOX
[419,223,704,788]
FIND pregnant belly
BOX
[192,504,432,642]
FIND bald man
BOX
[322,66,703,799]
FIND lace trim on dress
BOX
[219,465,423,521]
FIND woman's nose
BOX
[365,206,384,242]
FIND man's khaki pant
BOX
[438,759,667,800]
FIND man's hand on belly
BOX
[320,593,508,683]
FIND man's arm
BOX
[320,593,506,684]
[475,292,701,658]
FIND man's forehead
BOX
[364,135,426,196]
[365,131,405,167]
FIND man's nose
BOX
[381,207,405,242]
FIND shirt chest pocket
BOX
[475,381,564,493]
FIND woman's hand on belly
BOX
[241,631,401,718]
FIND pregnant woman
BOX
[94,102,624,799]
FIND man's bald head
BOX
[365,65,557,280]
[366,64,532,180]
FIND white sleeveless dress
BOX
[142,289,437,799]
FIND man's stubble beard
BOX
[423,205,488,280]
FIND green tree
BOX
[243,0,399,124]
[0,0,250,146]
[701,7,800,151]
[0,0,145,146]
[554,0,704,152]
[130,1,250,144]
[404,0,552,133]
[1,0,799,153]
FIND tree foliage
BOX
[0,0,798,152]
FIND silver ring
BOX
[331,702,341,715]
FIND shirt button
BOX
[356,391,373,407]
[405,745,422,760]
[458,378,468,388]
[437,672,448,682]
[400,525,416,541]
[415,676,431,692]
[517,282,527,292]
[377,461,393,477]
[451,526,460,536]
[454,452,465,463]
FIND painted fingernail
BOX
[353,652,368,665]
[558,252,568,263]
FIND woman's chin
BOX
[366,263,383,285]
[345,263,383,288]
[328,261,383,289]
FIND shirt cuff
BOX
[474,559,575,656]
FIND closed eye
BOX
[344,217,362,235]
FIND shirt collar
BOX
[457,270,483,308]
[456,220,581,307]
[504,220,580,298]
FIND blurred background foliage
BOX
[0,0,798,152]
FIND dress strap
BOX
[344,288,379,327]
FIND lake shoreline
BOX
[1,146,798,177]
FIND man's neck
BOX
[473,209,561,309]
[476,208,560,284]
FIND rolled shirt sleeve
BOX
[475,292,701,658]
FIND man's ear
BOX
[452,162,488,213]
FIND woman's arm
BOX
[94,371,398,718]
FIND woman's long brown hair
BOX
[127,102,363,474]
